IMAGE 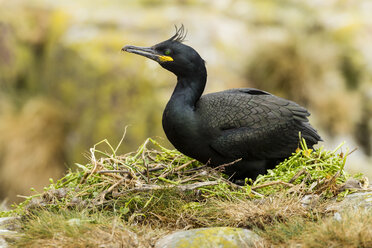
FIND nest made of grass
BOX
[1,134,367,228]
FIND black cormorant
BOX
[122,26,322,180]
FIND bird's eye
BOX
[164,49,171,55]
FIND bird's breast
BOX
[162,104,213,162]
[162,106,197,142]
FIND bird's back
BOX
[195,88,321,161]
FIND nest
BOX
[2,135,368,224]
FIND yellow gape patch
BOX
[159,55,173,62]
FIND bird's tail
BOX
[299,122,322,147]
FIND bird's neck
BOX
[170,72,207,108]
[163,71,207,151]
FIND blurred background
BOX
[0,0,371,204]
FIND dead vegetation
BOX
[0,134,370,247]
[257,208,372,247]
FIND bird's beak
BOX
[121,45,173,63]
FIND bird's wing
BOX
[197,88,321,160]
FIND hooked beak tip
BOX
[121,45,130,52]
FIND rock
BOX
[333,212,342,222]
[0,217,21,248]
[0,237,8,248]
[155,227,262,248]
[342,191,372,209]
[326,190,372,213]
[301,194,320,208]
[0,230,18,248]
[0,217,20,231]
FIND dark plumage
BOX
[122,26,322,180]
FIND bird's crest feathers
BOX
[168,25,187,43]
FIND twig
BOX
[79,172,90,185]
[113,181,219,195]
[94,178,127,205]
[348,147,358,156]
[158,155,183,178]
[214,159,242,172]
[250,190,264,197]
[137,166,165,176]
[178,172,208,184]
[107,178,127,193]
[177,181,219,191]
[80,160,104,184]
[174,159,196,172]
[184,164,208,173]
[142,149,150,183]
[218,177,244,190]
[146,153,158,162]
[97,169,165,180]
[251,181,294,190]
[314,171,340,194]
[289,168,307,183]
[97,170,131,174]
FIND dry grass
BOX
[8,195,312,247]
[153,193,315,229]
[13,211,159,248]
[302,209,372,248]
[213,195,311,228]
[12,197,371,247]
[258,208,372,248]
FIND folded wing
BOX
[197,88,321,160]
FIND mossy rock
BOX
[155,227,262,248]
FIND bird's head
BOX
[122,25,205,77]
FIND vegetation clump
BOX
[0,134,369,247]
[2,135,355,217]
[251,138,357,198]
